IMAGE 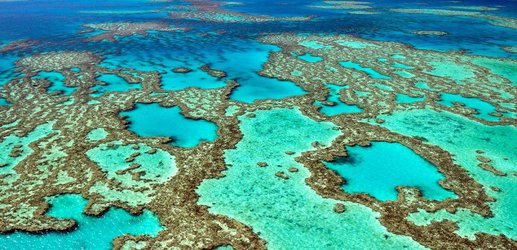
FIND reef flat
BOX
[0,0,516,249]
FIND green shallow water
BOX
[0,123,55,184]
[86,140,177,207]
[325,142,456,201]
[375,108,517,239]
[425,61,475,83]
[471,57,517,85]
[197,108,426,249]
[86,128,108,141]
[0,194,162,250]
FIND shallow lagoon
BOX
[120,103,218,147]
[162,68,227,91]
[325,142,455,201]
[340,61,391,79]
[0,97,9,106]
[34,71,76,95]
[425,60,475,83]
[0,194,162,250]
[86,128,108,141]
[211,42,307,103]
[396,94,425,104]
[295,52,323,62]
[437,93,499,121]
[376,108,517,239]
[91,73,141,97]
[98,38,306,103]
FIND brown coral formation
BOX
[169,0,313,23]
[81,22,189,42]
[390,8,517,30]
[307,1,375,12]
[17,51,101,71]
[172,67,193,73]
[251,33,516,248]
[200,65,228,79]
[0,50,265,249]
[258,34,516,126]
[1,28,516,250]
[501,46,517,53]
[411,30,449,36]
[0,39,39,53]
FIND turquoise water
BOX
[120,103,218,147]
[215,246,233,250]
[0,97,9,106]
[340,61,391,79]
[300,40,332,49]
[396,94,425,104]
[438,93,499,121]
[33,71,76,95]
[86,128,108,141]
[374,83,393,91]
[296,52,323,62]
[99,40,306,103]
[414,81,432,90]
[212,42,306,103]
[325,142,456,201]
[394,71,415,78]
[91,73,141,97]
[314,84,363,115]
[197,108,426,249]
[161,68,227,91]
[376,108,517,239]
[0,194,162,250]
[98,50,226,92]
[392,62,413,69]
[336,40,373,49]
